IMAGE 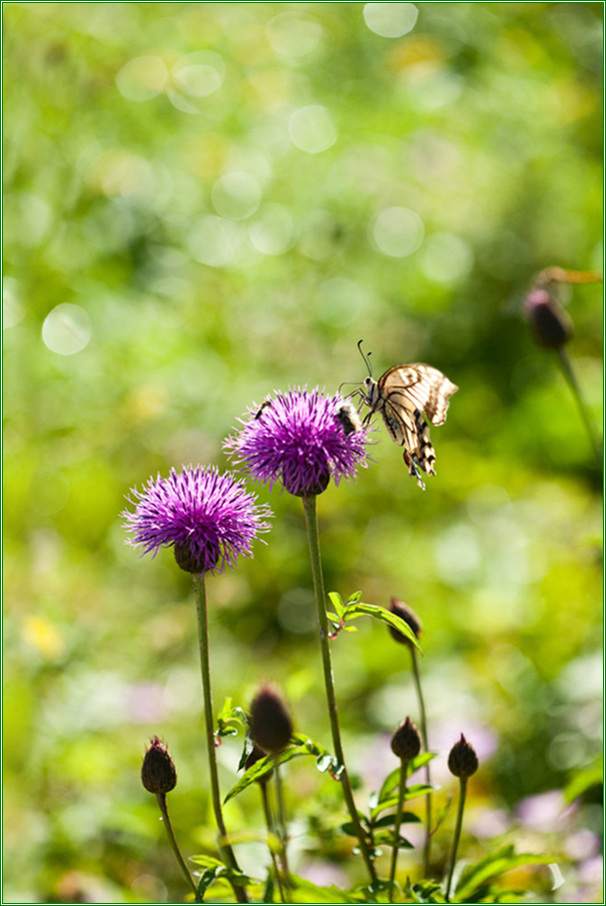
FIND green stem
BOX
[388,759,409,901]
[410,648,432,876]
[445,778,467,900]
[259,780,286,903]
[273,758,291,899]
[301,494,378,884]
[556,347,601,465]
[155,792,198,896]
[193,574,248,904]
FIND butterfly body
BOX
[360,362,458,488]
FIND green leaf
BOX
[406,878,449,903]
[216,697,249,738]
[370,810,423,829]
[194,865,252,903]
[373,826,415,848]
[454,845,555,902]
[224,735,341,802]
[328,591,346,617]
[340,602,422,651]
[564,755,603,803]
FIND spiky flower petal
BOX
[122,465,272,575]
[224,388,370,497]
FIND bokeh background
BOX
[3,2,603,903]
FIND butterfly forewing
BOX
[379,364,457,426]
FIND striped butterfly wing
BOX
[374,364,458,486]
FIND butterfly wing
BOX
[374,364,458,482]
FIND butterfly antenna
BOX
[357,339,373,376]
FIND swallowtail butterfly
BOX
[357,341,458,489]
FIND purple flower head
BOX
[224,388,370,497]
[122,465,272,575]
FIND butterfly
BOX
[356,341,458,489]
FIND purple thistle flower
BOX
[122,465,272,575]
[224,388,370,497]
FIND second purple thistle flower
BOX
[224,388,371,497]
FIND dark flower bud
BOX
[447,734,479,779]
[523,289,573,349]
[389,598,423,647]
[245,743,273,785]
[391,717,422,762]
[141,736,177,794]
[250,685,293,753]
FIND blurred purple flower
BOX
[224,388,370,497]
[122,465,272,575]
[515,789,575,832]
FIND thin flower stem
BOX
[273,759,291,899]
[410,648,432,876]
[259,781,286,903]
[556,347,601,465]
[388,758,409,901]
[301,494,378,885]
[155,792,198,896]
[193,574,249,904]
[445,777,468,900]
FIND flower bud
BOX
[250,685,293,753]
[388,597,423,647]
[447,734,479,779]
[391,717,422,762]
[523,289,573,349]
[141,736,177,794]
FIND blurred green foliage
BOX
[3,2,602,903]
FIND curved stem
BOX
[301,494,378,884]
[445,778,467,900]
[556,347,601,465]
[155,792,198,896]
[388,759,408,901]
[193,574,248,904]
[410,648,432,876]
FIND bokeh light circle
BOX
[288,105,338,154]
[363,3,418,38]
[42,304,92,356]
[371,206,425,257]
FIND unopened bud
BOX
[447,734,479,779]
[389,598,423,647]
[141,736,177,794]
[523,289,573,349]
[391,717,422,762]
[250,686,293,753]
